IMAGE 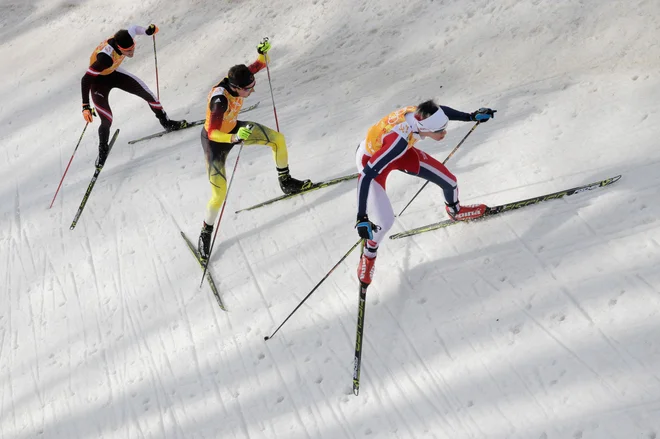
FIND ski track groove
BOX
[405,234,489,437]
[503,221,642,398]
[82,223,118,431]
[457,322,513,436]
[114,229,171,438]
[0,329,6,438]
[5,232,18,433]
[147,191,238,435]
[15,182,48,434]
[379,300,473,437]
[142,222,200,437]
[155,255,214,436]
[574,212,660,386]
[470,269,554,423]
[119,284,169,437]
[235,238,313,438]
[360,335,417,439]
[204,298,255,439]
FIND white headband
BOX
[417,108,449,133]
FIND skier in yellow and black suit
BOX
[197,39,312,260]
[81,24,188,167]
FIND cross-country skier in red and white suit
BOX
[354,100,496,284]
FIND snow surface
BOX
[2,0,660,437]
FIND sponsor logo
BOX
[358,257,375,283]
[455,208,483,220]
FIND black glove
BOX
[355,215,380,240]
[145,24,159,36]
[470,108,497,122]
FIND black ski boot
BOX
[95,142,109,168]
[277,167,312,195]
[198,222,213,262]
[158,116,189,132]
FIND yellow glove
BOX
[235,125,253,141]
[257,38,271,54]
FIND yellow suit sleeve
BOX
[208,129,234,144]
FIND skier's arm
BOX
[247,39,271,74]
[247,53,268,75]
[440,105,472,122]
[81,52,113,105]
[207,95,235,143]
[127,25,147,38]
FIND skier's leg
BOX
[114,67,187,130]
[90,82,113,167]
[239,121,312,194]
[198,130,233,258]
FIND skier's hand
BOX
[470,108,496,123]
[82,104,95,123]
[146,24,159,36]
[257,38,271,55]
[355,215,380,240]
[235,125,253,142]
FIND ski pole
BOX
[49,121,92,209]
[264,238,363,341]
[152,35,160,100]
[199,125,252,287]
[262,37,280,132]
[397,121,480,217]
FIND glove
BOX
[235,125,253,142]
[470,107,497,122]
[257,38,271,55]
[355,215,380,240]
[145,24,159,36]
[82,104,94,123]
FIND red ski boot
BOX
[357,253,376,285]
[445,202,487,221]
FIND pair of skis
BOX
[69,129,120,230]
[351,174,621,395]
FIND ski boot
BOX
[277,167,313,195]
[95,142,109,168]
[357,253,376,285]
[357,243,378,285]
[198,222,213,262]
[445,201,487,221]
[159,116,189,132]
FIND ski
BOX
[127,101,261,144]
[353,281,368,396]
[69,129,120,230]
[235,172,359,213]
[390,174,622,240]
[180,231,226,311]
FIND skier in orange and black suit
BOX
[81,24,187,167]
[197,39,312,260]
